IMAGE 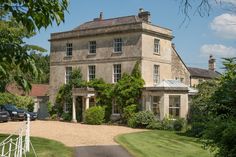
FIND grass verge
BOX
[0,134,73,157]
[115,130,214,157]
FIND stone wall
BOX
[171,47,190,86]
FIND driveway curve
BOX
[0,120,144,147]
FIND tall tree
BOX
[0,0,68,32]
[0,0,68,91]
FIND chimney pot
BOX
[208,54,216,71]
[138,8,151,23]
[99,12,103,20]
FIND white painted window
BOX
[169,96,180,117]
[112,100,120,114]
[66,43,73,56]
[152,96,160,116]
[65,67,72,84]
[114,38,123,52]
[113,64,121,83]
[154,39,160,54]
[88,65,96,81]
[89,41,96,54]
[64,103,70,113]
[153,65,160,85]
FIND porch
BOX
[71,87,96,122]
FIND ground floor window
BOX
[64,103,70,113]
[169,95,180,117]
[112,100,121,114]
[152,96,160,117]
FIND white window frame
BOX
[65,67,72,84]
[153,65,160,85]
[89,41,96,54]
[154,39,160,54]
[113,38,123,53]
[112,100,120,115]
[64,103,70,113]
[88,65,96,81]
[66,43,73,56]
[152,96,161,116]
[113,64,121,83]
[169,95,181,118]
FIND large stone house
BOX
[188,55,221,87]
[49,9,200,122]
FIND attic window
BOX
[114,38,123,53]
[66,43,73,56]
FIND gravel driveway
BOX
[0,120,144,147]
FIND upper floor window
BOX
[114,38,123,52]
[65,67,72,84]
[66,43,73,56]
[153,65,160,85]
[88,65,96,81]
[113,64,121,83]
[89,41,96,54]
[154,39,160,54]
[169,96,180,118]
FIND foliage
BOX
[29,52,50,84]
[0,92,34,111]
[84,106,105,125]
[61,112,72,121]
[129,111,156,128]
[0,18,46,92]
[87,79,113,121]
[51,114,58,120]
[55,68,83,117]
[173,118,186,131]
[113,61,144,110]
[188,80,218,137]
[122,104,138,123]
[0,0,69,32]
[127,116,137,128]
[202,58,236,157]
[146,120,163,130]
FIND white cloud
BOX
[200,44,236,57]
[210,13,236,39]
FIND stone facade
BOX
[49,9,191,121]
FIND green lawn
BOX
[0,134,73,157]
[115,130,214,157]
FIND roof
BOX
[6,84,49,97]
[188,67,221,78]
[74,15,142,30]
[156,80,188,88]
[29,84,49,97]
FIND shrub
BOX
[61,112,72,121]
[122,104,137,123]
[173,118,186,131]
[51,114,58,120]
[127,116,137,128]
[0,92,34,111]
[146,120,163,130]
[133,111,155,128]
[162,118,174,131]
[85,106,105,125]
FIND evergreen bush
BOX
[85,106,105,125]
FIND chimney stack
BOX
[138,8,151,23]
[99,12,103,20]
[208,54,216,71]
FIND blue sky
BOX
[26,0,236,72]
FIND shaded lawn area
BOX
[115,130,214,157]
[0,134,73,157]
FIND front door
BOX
[76,96,83,122]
